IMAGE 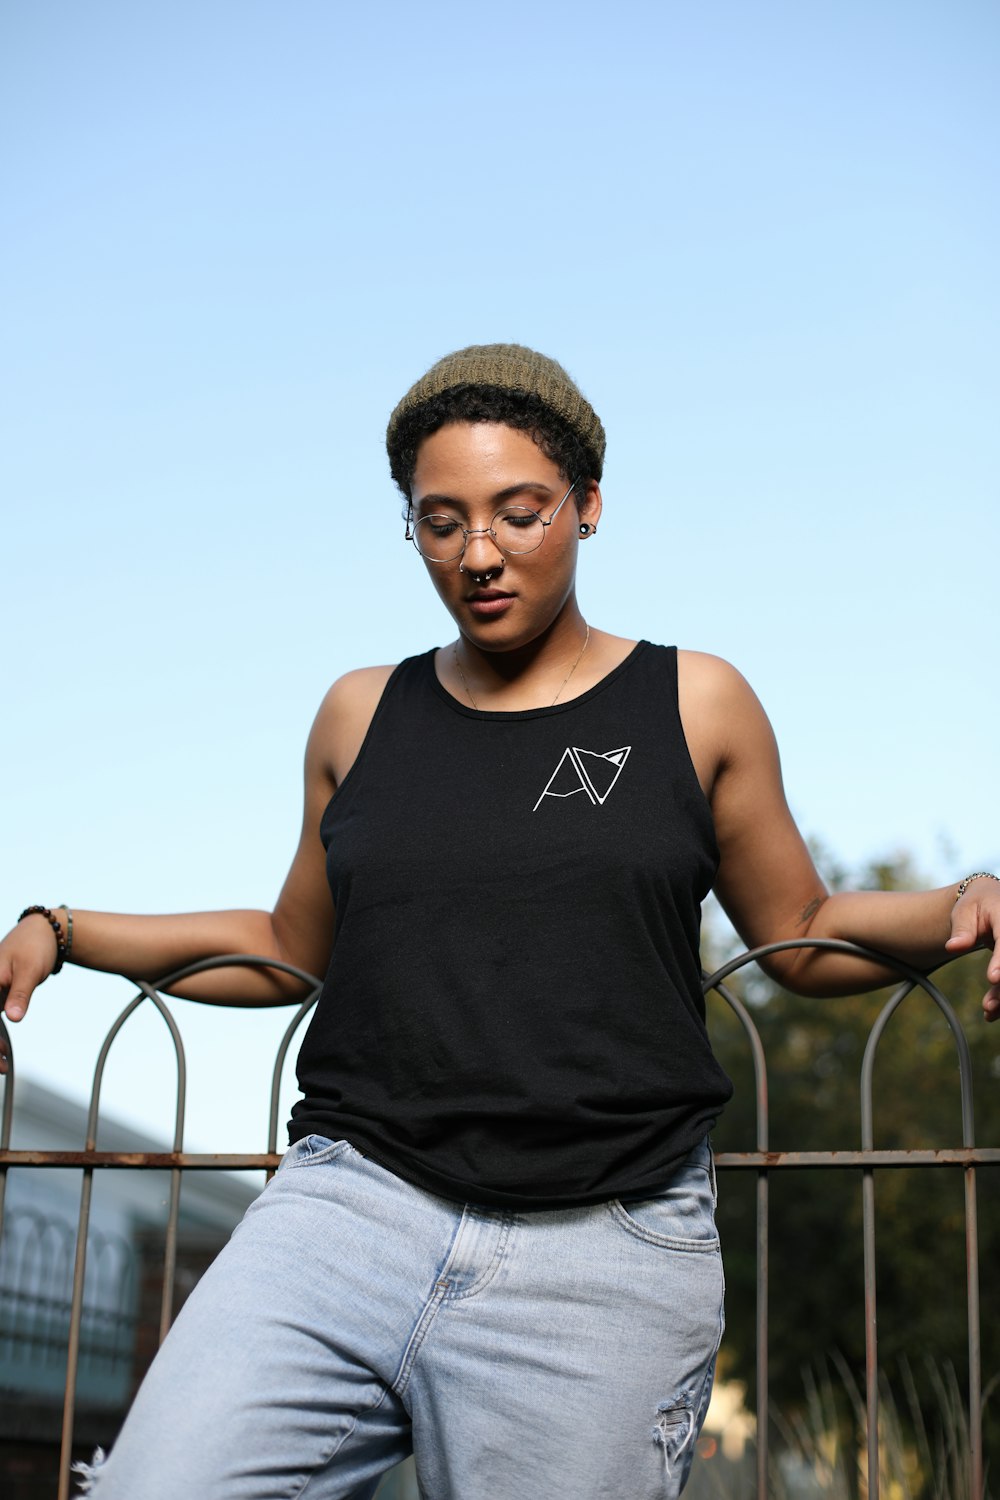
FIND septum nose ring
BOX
[459,558,506,580]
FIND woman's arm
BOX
[678,652,1000,1012]
[7,905,321,1011]
[0,665,395,1063]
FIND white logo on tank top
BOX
[532,746,631,812]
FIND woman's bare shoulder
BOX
[676,650,771,794]
[676,648,756,707]
[309,665,398,787]
[319,665,398,714]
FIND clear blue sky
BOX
[3,1,997,1150]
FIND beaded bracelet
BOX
[955,872,1000,902]
[17,905,69,974]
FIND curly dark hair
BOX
[387,385,597,509]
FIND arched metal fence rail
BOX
[0,946,996,1500]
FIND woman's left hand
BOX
[945,876,1000,1020]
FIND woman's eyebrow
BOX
[494,480,555,504]
[416,480,556,510]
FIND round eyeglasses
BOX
[405,480,578,563]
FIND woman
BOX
[2,344,998,1500]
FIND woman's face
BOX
[408,421,601,652]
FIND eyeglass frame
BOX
[404,478,579,563]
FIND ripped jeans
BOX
[80,1136,724,1499]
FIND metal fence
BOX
[0,944,996,1500]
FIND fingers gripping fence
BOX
[0,945,994,1499]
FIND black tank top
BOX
[290,642,733,1208]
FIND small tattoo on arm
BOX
[798,897,822,928]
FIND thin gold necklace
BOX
[453,624,591,710]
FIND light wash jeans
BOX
[80,1136,724,1499]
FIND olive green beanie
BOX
[385,342,606,482]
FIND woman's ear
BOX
[577,480,602,536]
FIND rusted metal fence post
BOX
[57,986,186,1500]
[859,975,982,1500]
[704,976,770,1496]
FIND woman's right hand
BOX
[0,912,63,1070]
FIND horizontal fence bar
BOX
[5,1148,999,1170]
[1,1151,283,1169]
[714,1149,999,1168]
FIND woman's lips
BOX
[466,590,516,616]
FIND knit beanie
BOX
[385,343,606,482]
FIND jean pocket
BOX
[280,1134,352,1170]
[609,1154,720,1251]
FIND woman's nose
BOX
[461,526,505,570]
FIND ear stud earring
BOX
[579,523,596,537]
